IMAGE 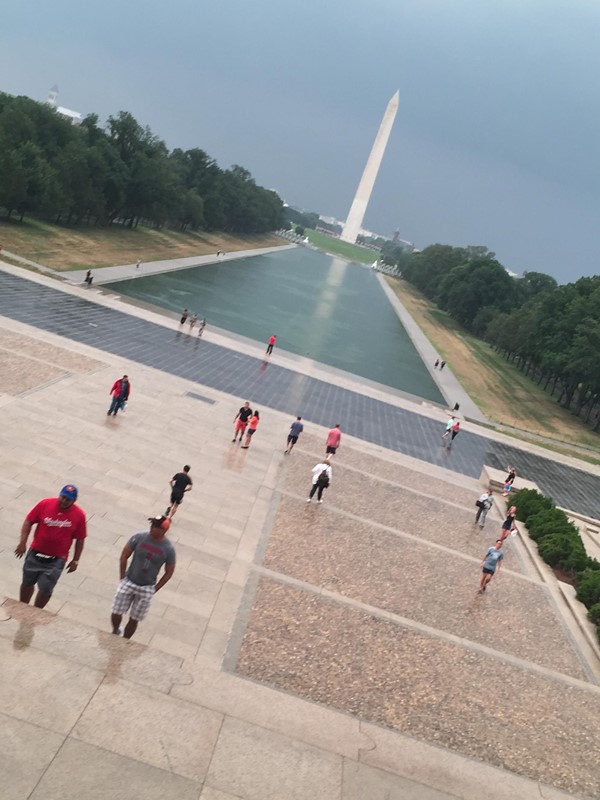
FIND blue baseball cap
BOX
[59,484,78,502]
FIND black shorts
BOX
[482,567,495,575]
[247,428,257,437]
[287,435,298,445]
[170,491,185,505]
[326,445,337,455]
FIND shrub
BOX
[576,570,600,608]
[538,534,581,569]
[526,508,573,542]
[512,488,553,522]
[587,603,600,625]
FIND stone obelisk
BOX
[340,90,399,244]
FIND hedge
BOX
[511,487,600,644]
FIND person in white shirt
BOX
[442,416,454,440]
[307,456,332,504]
[475,488,494,528]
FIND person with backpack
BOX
[306,456,332,504]
[475,488,494,528]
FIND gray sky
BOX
[3,0,599,281]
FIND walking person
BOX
[434,359,440,369]
[266,334,277,355]
[107,374,131,416]
[136,259,141,270]
[85,269,93,286]
[285,416,304,454]
[442,416,455,440]
[180,308,189,325]
[475,488,494,528]
[326,424,342,456]
[451,420,461,441]
[165,465,193,519]
[189,312,198,331]
[502,466,517,497]
[440,360,446,371]
[478,540,504,593]
[14,485,86,609]
[241,410,260,448]
[197,318,206,337]
[111,515,176,639]
[307,456,333,504]
[500,506,517,542]
[233,402,252,443]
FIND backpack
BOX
[317,468,330,488]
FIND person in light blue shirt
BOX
[284,416,304,454]
[478,540,504,593]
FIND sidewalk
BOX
[64,243,297,285]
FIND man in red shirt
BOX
[326,424,342,456]
[108,374,131,416]
[14,485,87,608]
[266,335,277,356]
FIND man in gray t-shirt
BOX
[478,540,504,593]
[111,515,176,639]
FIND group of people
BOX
[442,415,460,443]
[179,309,206,337]
[433,358,446,370]
[474,466,519,593]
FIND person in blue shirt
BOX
[478,539,504,593]
[284,416,304,454]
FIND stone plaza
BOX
[1,262,599,799]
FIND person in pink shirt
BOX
[326,424,342,456]
[266,335,277,355]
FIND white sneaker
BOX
[306,498,311,503]
[317,500,323,504]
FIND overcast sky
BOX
[2,0,600,281]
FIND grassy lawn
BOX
[0,218,284,271]
[305,229,376,265]
[386,277,600,451]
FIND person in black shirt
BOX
[166,465,193,519]
[233,402,252,443]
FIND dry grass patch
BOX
[386,277,600,451]
[0,218,284,270]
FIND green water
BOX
[110,248,444,402]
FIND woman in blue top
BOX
[478,540,504,593]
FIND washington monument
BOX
[340,91,399,244]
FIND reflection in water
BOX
[110,247,444,402]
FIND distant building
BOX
[46,85,83,125]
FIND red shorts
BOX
[235,420,248,433]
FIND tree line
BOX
[0,93,284,234]
[391,244,600,431]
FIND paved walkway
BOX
[61,244,297,285]
[1,266,600,519]
[377,274,487,422]
[0,260,600,800]
[0,308,596,798]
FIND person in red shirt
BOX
[266,335,277,355]
[326,424,342,456]
[108,374,131,416]
[14,485,87,608]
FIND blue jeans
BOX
[108,396,125,414]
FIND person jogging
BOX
[166,465,193,519]
[285,416,304,454]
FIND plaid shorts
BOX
[112,578,155,621]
